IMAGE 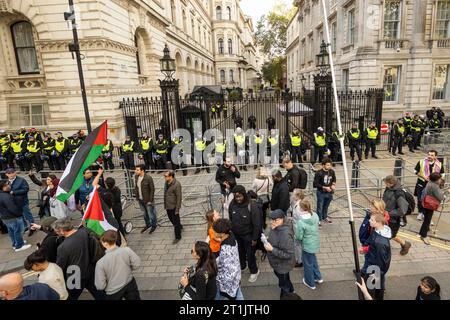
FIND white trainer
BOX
[315,279,324,284]
[417,213,424,221]
[15,244,32,252]
[248,270,260,283]
[303,278,316,290]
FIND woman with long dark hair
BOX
[179,241,218,300]
[416,276,441,300]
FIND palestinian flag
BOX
[56,121,107,202]
[82,187,118,236]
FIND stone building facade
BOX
[286,0,450,119]
[0,0,261,141]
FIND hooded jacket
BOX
[271,179,290,213]
[382,181,409,219]
[362,225,392,279]
[267,220,295,274]
[229,192,261,241]
[285,165,308,191]
[295,212,321,254]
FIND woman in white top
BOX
[24,249,68,300]
[252,167,272,229]
[290,188,305,268]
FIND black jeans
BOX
[349,143,362,160]
[415,183,425,214]
[290,147,301,164]
[391,137,403,154]
[313,146,325,163]
[102,156,115,170]
[54,155,66,170]
[142,152,154,170]
[274,271,294,298]
[419,208,434,238]
[106,278,141,300]
[167,209,182,239]
[365,140,377,157]
[123,153,135,170]
[68,279,106,300]
[235,233,258,274]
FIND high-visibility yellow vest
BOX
[55,139,66,153]
[1,144,9,153]
[398,125,405,134]
[102,140,111,152]
[234,134,245,147]
[411,122,421,132]
[155,140,168,154]
[349,130,360,139]
[27,142,40,153]
[314,133,326,147]
[418,159,442,181]
[211,105,216,113]
[366,128,378,140]
[19,132,27,140]
[269,136,279,146]
[122,141,134,152]
[290,134,301,147]
[140,138,151,151]
[215,142,226,153]
[11,141,23,153]
[403,117,412,128]
[0,137,8,146]
[173,139,180,145]
[43,139,54,151]
[195,139,206,151]
[254,135,263,144]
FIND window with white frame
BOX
[198,25,201,44]
[216,6,222,20]
[229,69,234,83]
[310,37,314,62]
[433,65,450,100]
[170,0,176,24]
[218,38,224,54]
[384,1,401,39]
[348,9,355,45]
[383,66,401,102]
[220,69,226,83]
[331,22,337,52]
[11,21,39,74]
[182,10,187,32]
[302,42,305,64]
[342,69,349,90]
[191,19,195,38]
[227,6,231,20]
[228,39,233,54]
[435,1,450,38]
[9,103,46,126]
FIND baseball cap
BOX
[270,209,285,220]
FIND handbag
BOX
[422,194,440,211]
[256,178,270,204]
[177,265,195,299]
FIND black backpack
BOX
[402,188,416,215]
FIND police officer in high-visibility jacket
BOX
[172,134,187,176]
[417,115,426,148]
[364,122,379,159]
[234,127,247,171]
[403,112,413,136]
[154,133,170,170]
[252,129,264,169]
[69,134,82,155]
[391,119,405,156]
[268,129,280,165]
[410,115,422,151]
[346,123,362,161]
[214,138,227,167]
[42,133,56,171]
[26,135,43,172]
[121,136,135,170]
[19,127,27,141]
[54,132,69,170]
[289,129,302,164]
[26,128,42,143]
[10,133,27,171]
[312,127,327,164]
[0,131,13,171]
[248,114,257,130]
[102,138,115,170]
[139,132,154,171]
[194,133,210,174]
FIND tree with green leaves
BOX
[261,56,286,88]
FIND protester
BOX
[264,209,296,298]
[383,175,411,255]
[359,199,390,254]
[252,167,271,228]
[290,189,305,268]
[229,185,261,283]
[295,200,323,290]
[0,272,59,300]
[212,219,243,300]
[361,213,391,300]
[29,171,58,218]
[179,241,218,300]
[283,158,308,192]
[313,158,336,225]
[0,181,31,252]
[24,249,68,300]
[95,230,141,300]
[206,210,221,256]
[100,175,126,238]
[270,170,290,213]
[75,168,95,211]
[215,157,241,196]
[134,164,157,234]
[419,173,447,245]
[30,217,63,263]
[163,170,183,244]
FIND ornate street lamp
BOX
[160,44,176,80]
[300,74,306,90]
[316,40,330,76]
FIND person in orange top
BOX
[206,210,221,256]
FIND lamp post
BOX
[300,74,306,92]
[316,40,330,76]
[64,0,92,133]
[290,79,293,92]
[314,40,332,133]
[159,44,180,139]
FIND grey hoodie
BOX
[382,181,409,219]
[267,220,295,274]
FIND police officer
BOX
[266,115,276,131]
[252,129,264,169]
[77,129,86,141]
[194,133,210,174]
[139,132,154,171]
[69,133,83,155]
[121,136,135,170]
[391,119,405,156]
[27,135,43,172]
[210,103,218,119]
[172,133,187,176]
[214,137,227,167]
[410,115,422,150]
[436,107,445,125]
[289,128,302,164]
[19,127,27,140]
[429,114,442,132]
[0,131,13,171]
[234,114,244,129]
[27,128,42,143]
[364,122,379,159]
[154,133,170,170]
[403,112,413,136]
[248,114,257,130]
[268,129,280,165]
[54,132,69,170]
[329,131,341,163]
[102,138,115,170]
[234,127,247,171]
[10,133,27,171]
[41,133,56,170]
[222,102,228,118]
[312,127,327,164]
[417,115,426,148]
[347,123,362,161]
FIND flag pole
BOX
[320,0,363,299]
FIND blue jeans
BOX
[274,271,294,298]
[22,203,35,226]
[215,286,244,300]
[139,201,157,228]
[316,191,333,220]
[302,251,322,287]
[3,218,25,249]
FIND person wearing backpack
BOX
[283,158,308,192]
[229,185,261,283]
[382,175,411,255]
[252,167,272,229]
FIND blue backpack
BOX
[358,211,371,246]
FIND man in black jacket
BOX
[347,123,362,161]
[215,157,241,196]
[313,158,336,225]
[271,170,290,213]
[282,158,307,192]
[229,185,261,283]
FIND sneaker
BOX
[315,279,324,284]
[15,244,32,252]
[141,226,150,234]
[148,227,156,234]
[248,270,260,283]
[430,221,434,226]
[172,238,181,244]
[303,278,316,290]
[417,213,424,221]
[324,218,332,224]
[318,221,322,227]
[398,152,405,155]
[400,241,412,255]
[420,237,431,245]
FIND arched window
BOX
[134,35,141,74]
[227,6,231,20]
[218,38,224,54]
[216,6,222,20]
[220,70,226,83]
[11,21,39,74]
[229,69,234,83]
[228,39,233,54]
